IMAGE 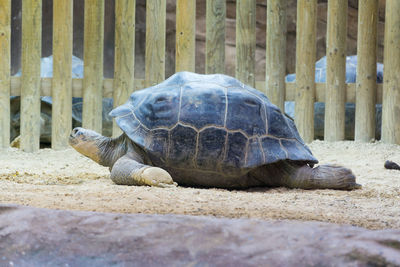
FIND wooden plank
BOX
[265,0,287,111]
[324,0,347,141]
[355,0,378,142]
[0,0,11,148]
[295,0,317,143]
[235,0,256,87]
[52,0,73,149]
[83,0,104,133]
[176,0,195,72]
[20,0,42,152]
[145,0,166,87]
[285,83,371,103]
[10,78,135,99]
[382,0,400,144]
[113,0,136,137]
[205,0,225,74]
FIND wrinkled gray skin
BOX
[69,127,359,189]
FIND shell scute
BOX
[267,105,296,139]
[168,124,197,168]
[222,131,248,171]
[261,137,287,163]
[134,85,180,129]
[226,88,266,136]
[179,83,226,129]
[281,139,316,162]
[196,127,227,171]
[145,129,169,166]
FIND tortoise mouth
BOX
[68,127,102,163]
[69,127,83,146]
[70,127,82,138]
[69,127,101,146]
[68,135,78,146]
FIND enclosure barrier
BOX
[0,0,399,152]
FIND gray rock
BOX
[1,204,400,266]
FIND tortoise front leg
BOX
[110,153,176,188]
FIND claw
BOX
[157,182,178,188]
[348,183,362,190]
[141,167,175,187]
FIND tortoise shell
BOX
[110,72,317,174]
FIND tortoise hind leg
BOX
[283,162,361,190]
[110,153,176,187]
[251,161,361,190]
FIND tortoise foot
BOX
[291,164,361,190]
[138,167,177,188]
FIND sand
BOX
[1,140,399,230]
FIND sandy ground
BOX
[1,140,400,230]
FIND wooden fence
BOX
[0,0,399,152]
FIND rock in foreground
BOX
[1,204,400,266]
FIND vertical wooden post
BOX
[21,0,42,152]
[382,0,400,144]
[355,0,378,142]
[295,0,317,143]
[325,0,347,141]
[205,0,225,74]
[176,0,195,72]
[83,0,104,134]
[113,0,136,137]
[52,0,73,149]
[0,0,11,148]
[235,0,256,87]
[265,0,287,111]
[145,0,166,87]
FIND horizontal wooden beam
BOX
[259,82,383,104]
[9,77,383,104]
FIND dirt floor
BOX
[1,140,400,230]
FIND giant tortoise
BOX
[69,72,360,190]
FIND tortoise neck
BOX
[97,134,128,168]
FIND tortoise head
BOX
[69,127,103,164]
